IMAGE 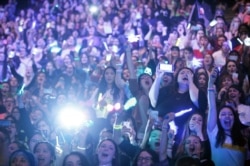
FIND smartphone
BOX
[159,63,173,73]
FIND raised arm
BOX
[207,68,218,132]
[148,65,163,108]
[188,71,199,108]
[159,113,175,161]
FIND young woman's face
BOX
[184,136,202,157]
[177,68,191,85]
[64,154,82,166]
[189,114,203,132]
[97,140,116,165]
[222,77,233,89]
[219,107,235,131]
[203,54,213,66]
[29,134,44,152]
[34,143,53,166]
[81,54,88,64]
[104,68,115,84]
[37,120,51,137]
[227,61,237,74]
[228,88,241,101]
[148,130,161,152]
[198,74,207,88]
[140,74,152,90]
[10,153,30,166]
[137,151,153,166]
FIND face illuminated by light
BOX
[177,68,192,86]
[34,143,54,166]
[219,107,234,132]
[148,130,161,153]
[189,114,203,132]
[97,140,116,165]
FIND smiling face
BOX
[34,143,54,166]
[148,130,161,152]
[189,114,203,132]
[184,135,202,157]
[137,151,153,166]
[97,140,116,165]
[228,87,241,102]
[219,107,235,132]
[104,68,115,85]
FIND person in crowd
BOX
[62,151,89,166]
[33,141,56,166]
[9,149,36,166]
[132,148,160,166]
[94,138,120,166]
[150,67,207,152]
[207,67,247,166]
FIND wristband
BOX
[113,124,122,130]
[207,88,215,91]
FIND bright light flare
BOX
[58,105,87,129]
[89,5,98,14]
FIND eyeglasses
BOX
[138,157,152,162]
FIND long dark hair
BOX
[98,66,121,102]
[216,105,246,148]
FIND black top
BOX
[156,86,207,145]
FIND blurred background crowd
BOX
[0,0,250,165]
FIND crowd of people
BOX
[0,0,250,165]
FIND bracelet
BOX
[207,88,215,91]
[113,124,123,130]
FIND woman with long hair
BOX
[207,68,247,166]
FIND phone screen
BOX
[159,63,173,72]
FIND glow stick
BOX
[169,121,178,135]
[175,108,192,117]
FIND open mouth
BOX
[155,142,160,147]
[101,153,109,157]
